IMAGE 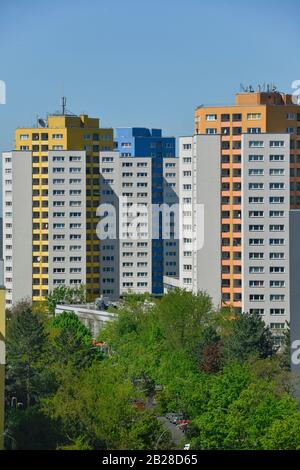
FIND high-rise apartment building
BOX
[194,90,300,309]
[166,89,300,342]
[99,128,178,299]
[2,104,114,307]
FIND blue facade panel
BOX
[115,128,176,295]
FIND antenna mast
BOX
[61,96,67,115]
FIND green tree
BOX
[48,311,92,345]
[125,411,172,450]
[6,309,49,407]
[43,362,138,449]
[221,311,275,364]
[156,289,213,353]
[6,297,32,321]
[5,407,60,450]
[194,325,222,373]
[261,413,300,449]
[47,311,100,368]
[46,285,87,315]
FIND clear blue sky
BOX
[0,0,300,153]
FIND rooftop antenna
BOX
[61,96,67,115]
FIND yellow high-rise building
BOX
[3,101,114,306]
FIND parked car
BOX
[177,419,190,428]
[183,443,190,450]
[166,412,178,423]
[173,413,184,424]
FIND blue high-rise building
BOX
[114,128,176,295]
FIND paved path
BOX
[158,417,185,446]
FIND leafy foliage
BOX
[46,285,87,315]
[6,309,50,407]
[5,290,300,450]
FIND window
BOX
[270,280,285,288]
[249,141,264,148]
[221,113,230,121]
[270,154,285,162]
[183,144,192,150]
[249,280,264,287]
[270,252,284,259]
[248,128,261,134]
[247,113,262,120]
[269,182,285,190]
[250,294,264,301]
[249,224,264,231]
[70,179,81,184]
[53,156,65,162]
[249,211,264,217]
[270,168,285,176]
[249,238,264,245]
[206,128,217,134]
[249,182,264,190]
[249,168,264,176]
[70,156,82,162]
[270,308,285,315]
[269,211,285,217]
[53,167,64,173]
[249,252,264,259]
[270,295,285,302]
[249,266,264,273]
[249,197,264,204]
[249,155,264,162]
[250,309,264,315]
[287,127,295,134]
[270,238,285,245]
[206,114,217,121]
[269,196,285,205]
[287,113,296,120]
[270,140,284,147]
[270,266,285,273]
[270,224,284,232]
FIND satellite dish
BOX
[38,118,47,128]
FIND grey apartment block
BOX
[2,150,88,308]
[169,135,221,308]
[242,134,291,335]
[2,151,32,306]
[48,151,87,291]
[99,151,179,300]
[163,157,179,280]
[99,152,152,299]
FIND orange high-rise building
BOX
[194,88,300,310]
